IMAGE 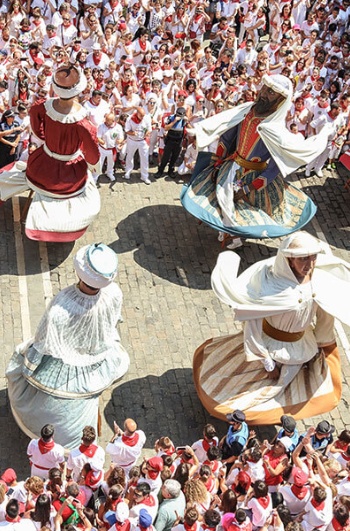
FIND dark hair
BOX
[203,509,221,528]
[207,446,222,461]
[221,489,237,514]
[135,482,151,496]
[333,504,349,526]
[6,500,19,519]
[82,426,96,445]
[277,504,293,526]
[204,424,217,440]
[173,463,190,489]
[31,494,51,527]
[184,506,199,526]
[41,424,54,442]
[66,483,80,498]
[253,480,268,498]
[235,509,247,524]
[106,466,126,489]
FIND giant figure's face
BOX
[288,254,317,280]
[254,84,286,116]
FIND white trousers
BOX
[305,146,331,172]
[125,138,149,181]
[99,146,115,176]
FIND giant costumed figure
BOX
[181,75,329,245]
[6,243,130,448]
[0,64,100,242]
[193,232,350,424]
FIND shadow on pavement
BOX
[104,368,276,450]
[0,197,74,276]
[111,204,281,289]
[0,388,30,478]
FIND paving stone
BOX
[0,166,350,477]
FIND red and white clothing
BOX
[336,476,350,497]
[67,442,105,481]
[191,437,219,463]
[279,483,311,517]
[106,430,146,475]
[129,493,159,524]
[86,52,110,72]
[124,113,151,182]
[57,22,78,46]
[84,98,110,127]
[27,437,65,479]
[247,494,273,528]
[97,122,123,179]
[336,451,350,470]
[302,488,333,531]
[0,99,100,241]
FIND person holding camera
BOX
[155,107,187,179]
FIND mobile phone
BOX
[176,446,187,452]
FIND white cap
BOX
[92,42,101,51]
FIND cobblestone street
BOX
[0,162,349,476]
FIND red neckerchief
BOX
[257,496,270,509]
[93,54,102,65]
[328,111,336,121]
[164,445,175,456]
[340,452,350,461]
[142,495,156,507]
[203,459,220,473]
[6,516,21,523]
[317,100,328,108]
[194,14,202,22]
[331,516,347,531]
[311,498,325,511]
[121,432,140,446]
[201,525,215,531]
[79,444,98,458]
[89,98,98,106]
[184,523,197,531]
[147,470,159,480]
[38,439,55,454]
[33,19,41,26]
[139,38,146,51]
[95,79,104,90]
[202,439,217,453]
[291,484,308,500]
[110,498,123,511]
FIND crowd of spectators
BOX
[0,0,348,180]
[3,414,350,531]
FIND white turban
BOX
[74,243,118,289]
